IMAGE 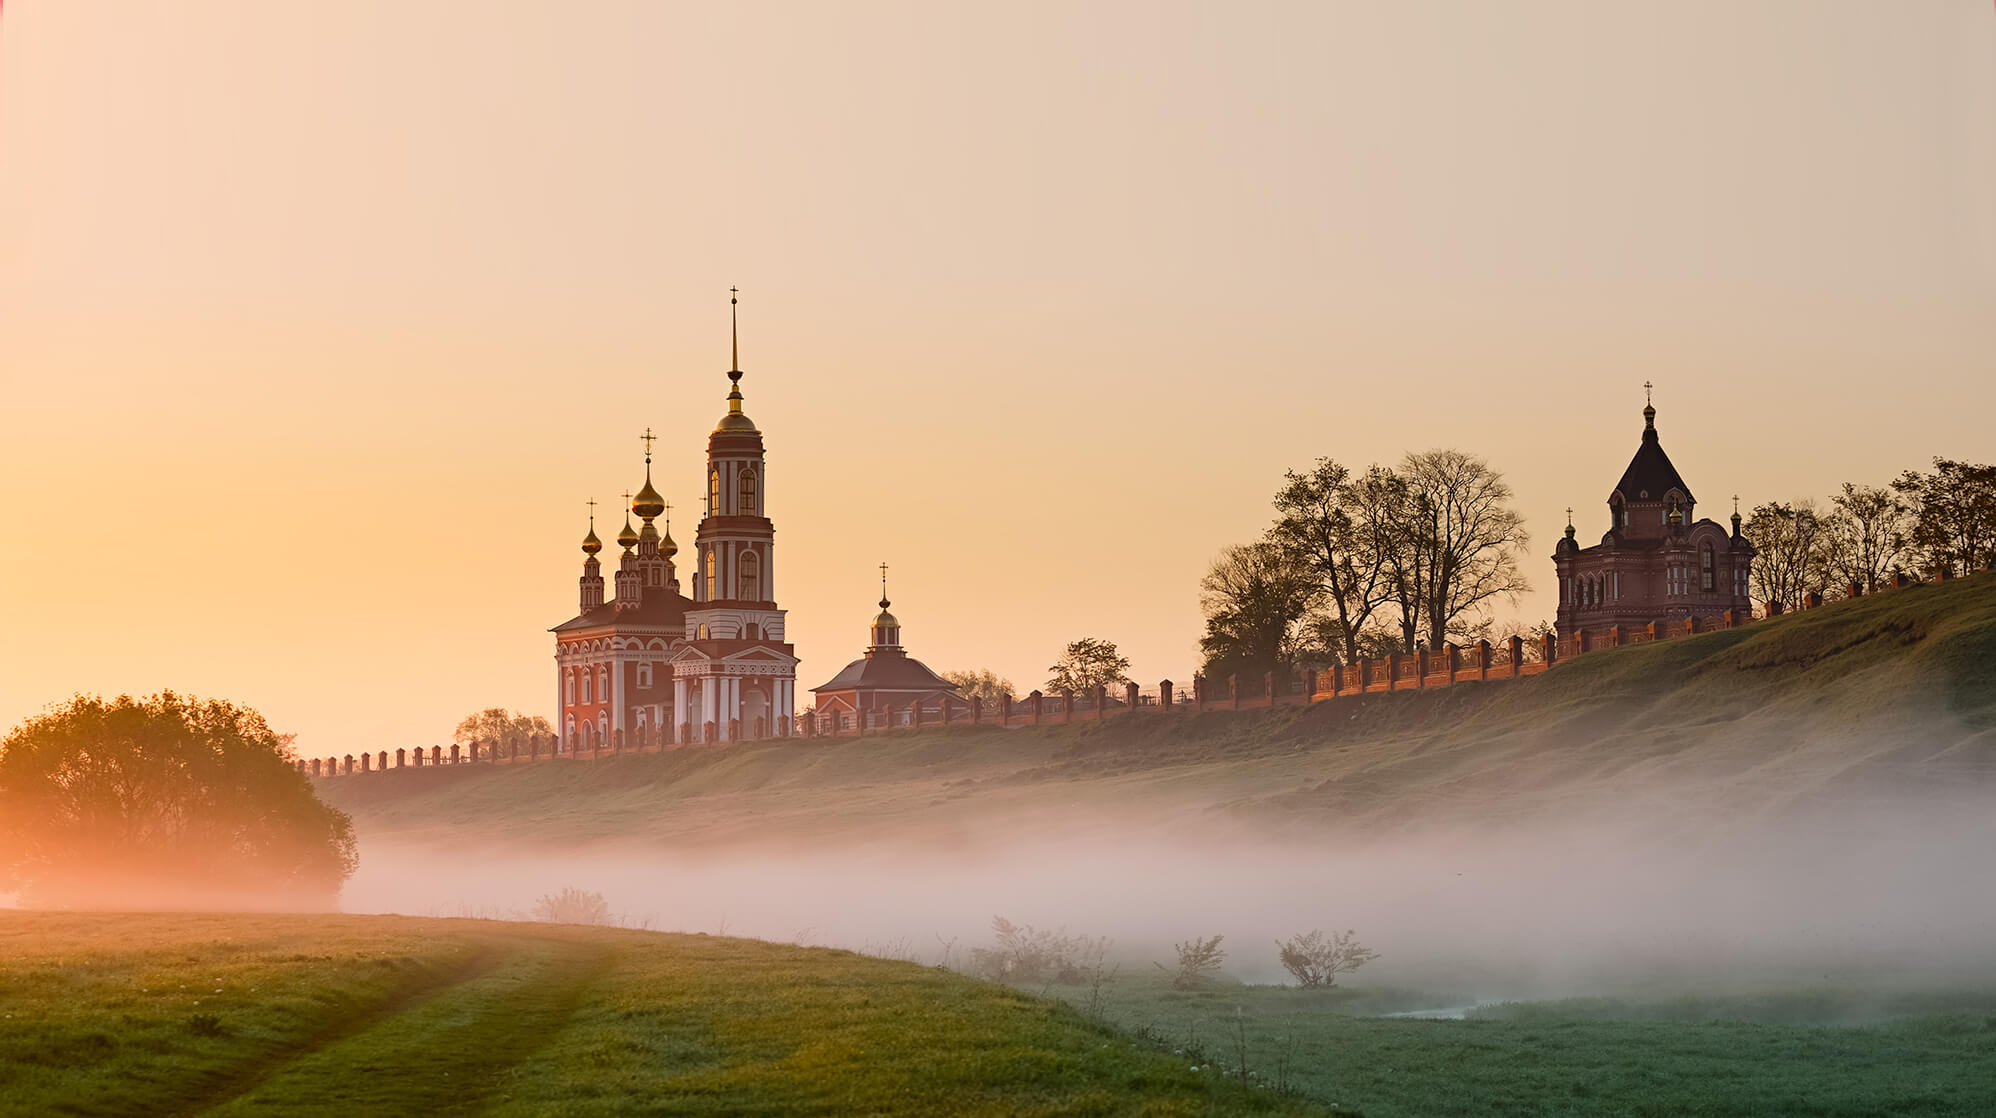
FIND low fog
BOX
[339,788,1996,1004]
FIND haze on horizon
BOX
[2,1,1992,753]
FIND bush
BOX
[1160,935,1226,990]
[968,916,1102,985]
[533,887,611,926]
[1276,928,1378,988]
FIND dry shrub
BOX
[1275,928,1378,988]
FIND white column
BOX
[673,678,687,742]
[611,653,625,737]
[700,678,717,742]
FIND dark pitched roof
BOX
[811,650,960,693]
[1612,426,1692,504]
[550,588,691,634]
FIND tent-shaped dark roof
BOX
[1612,424,1692,504]
[550,589,690,634]
[811,650,957,693]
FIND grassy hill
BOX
[321,573,1996,848]
[0,911,1320,1117]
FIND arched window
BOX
[705,548,718,602]
[596,666,608,702]
[637,662,652,689]
[597,713,608,742]
[738,550,760,601]
[1702,543,1716,592]
[581,671,592,704]
[709,470,721,516]
[737,468,757,516]
[566,669,576,705]
[698,622,709,640]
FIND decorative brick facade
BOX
[1554,400,1754,640]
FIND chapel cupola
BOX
[1608,385,1693,540]
[868,564,903,654]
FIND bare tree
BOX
[1271,459,1397,664]
[1821,483,1910,594]
[1158,935,1226,990]
[1742,500,1824,612]
[1199,540,1320,682]
[1893,458,1996,578]
[1276,929,1379,989]
[1394,449,1532,651]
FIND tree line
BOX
[1200,449,1533,684]
[1742,458,1996,612]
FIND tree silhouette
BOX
[0,692,358,907]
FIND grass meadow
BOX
[1043,971,1996,1117]
[0,911,1322,1117]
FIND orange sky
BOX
[2,1,1992,754]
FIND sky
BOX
[1,1,1992,754]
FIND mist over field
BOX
[339,779,1996,1004]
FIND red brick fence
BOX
[304,566,1986,775]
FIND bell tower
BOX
[675,289,799,742]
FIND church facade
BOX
[1553,398,1755,640]
[550,296,799,750]
[809,582,968,732]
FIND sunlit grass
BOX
[0,912,1323,1117]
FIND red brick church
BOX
[1553,394,1755,640]
[550,293,799,751]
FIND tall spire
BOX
[1642,381,1657,434]
[730,285,740,374]
[713,287,759,433]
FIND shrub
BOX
[1160,935,1226,990]
[187,1013,226,1037]
[1275,928,1378,988]
[533,887,611,926]
[968,916,1101,985]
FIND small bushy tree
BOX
[969,916,1102,986]
[1159,934,1226,990]
[939,669,1013,707]
[1276,929,1379,988]
[533,886,611,925]
[1045,639,1131,695]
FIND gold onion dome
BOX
[714,373,759,434]
[581,526,602,556]
[633,477,666,521]
[617,514,640,551]
[873,598,899,629]
[662,528,679,558]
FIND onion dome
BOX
[617,513,640,552]
[873,597,899,630]
[714,370,759,434]
[633,475,666,521]
[662,527,679,558]
[581,526,602,556]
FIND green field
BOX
[8,912,1996,1117]
[0,911,1323,1117]
[1033,972,1996,1118]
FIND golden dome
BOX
[633,475,666,520]
[581,527,602,556]
[714,410,760,434]
[616,515,639,551]
[662,529,679,558]
[873,598,899,630]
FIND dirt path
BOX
[189,933,611,1117]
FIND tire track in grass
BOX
[157,941,512,1118]
[193,931,612,1117]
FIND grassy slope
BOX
[323,574,1996,847]
[0,911,1320,1118]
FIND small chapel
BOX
[809,573,968,732]
[550,293,800,750]
[1553,392,1755,640]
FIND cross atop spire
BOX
[879,561,890,608]
[640,427,656,464]
[586,497,597,526]
[1644,380,1653,406]
[729,286,741,378]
